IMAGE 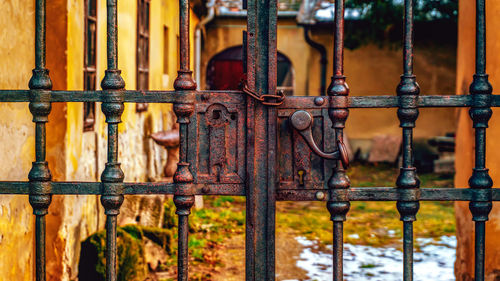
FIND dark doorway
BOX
[206,46,294,95]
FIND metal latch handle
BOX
[290,110,349,169]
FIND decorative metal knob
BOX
[290,110,349,169]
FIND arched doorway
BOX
[206,46,294,95]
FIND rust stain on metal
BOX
[2,0,496,280]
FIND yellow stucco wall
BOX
[0,0,199,279]
[455,0,500,280]
[0,2,36,280]
[201,18,457,141]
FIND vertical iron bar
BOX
[475,220,487,279]
[327,0,350,280]
[173,0,196,278]
[172,105,195,281]
[178,0,192,74]
[34,215,46,280]
[245,0,277,278]
[402,221,414,279]
[396,0,420,280]
[106,0,118,70]
[29,0,53,280]
[100,0,126,281]
[475,0,486,76]
[105,215,118,279]
[468,0,493,280]
[172,104,195,281]
[173,194,194,281]
[403,0,413,76]
[332,0,343,77]
[34,0,46,69]
[331,221,344,281]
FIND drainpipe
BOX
[195,0,216,89]
[303,26,327,96]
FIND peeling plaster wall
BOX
[0,1,37,280]
[0,0,199,280]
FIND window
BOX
[83,0,97,131]
[136,0,150,112]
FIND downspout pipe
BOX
[303,26,327,96]
[195,0,216,89]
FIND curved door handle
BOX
[290,110,349,169]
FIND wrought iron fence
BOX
[0,0,496,280]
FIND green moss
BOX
[121,224,144,240]
[79,224,176,281]
[141,226,175,255]
[78,227,147,281]
[117,228,147,281]
[79,230,106,281]
[163,200,177,229]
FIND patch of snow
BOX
[348,233,360,239]
[294,235,456,281]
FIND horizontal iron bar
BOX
[2,90,500,108]
[280,95,500,108]
[1,182,499,202]
[276,188,497,201]
[0,90,241,103]
[0,182,245,195]
[3,90,500,108]
[350,95,473,108]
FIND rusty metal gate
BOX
[0,0,496,280]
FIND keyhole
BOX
[213,110,221,119]
[298,170,305,186]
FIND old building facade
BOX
[199,7,458,151]
[0,0,198,279]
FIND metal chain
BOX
[241,84,285,106]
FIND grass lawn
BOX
[277,163,455,248]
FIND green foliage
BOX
[189,237,207,261]
[414,0,458,21]
[346,0,458,22]
[212,196,235,207]
[343,0,458,48]
[347,0,403,38]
